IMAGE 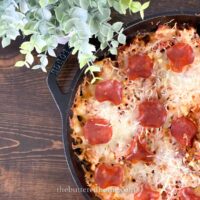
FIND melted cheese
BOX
[71,26,200,200]
[153,41,200,118]
[87,100,139,163]
[129,135,200,200]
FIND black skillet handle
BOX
[47,43,72,113]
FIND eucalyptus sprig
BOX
[0,0,150,81]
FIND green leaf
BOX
[26,53,34,65]
[100,25,110,37]
[15,61,25,67]
[119,0,131,13]
[19,0,29,13]
[91,78,96,84]
[20,49,28,54]
[37,54,48,72]
[55,4,66,22]
[2,37,11,48]
[97,2,106,15]
[90,77,103,84]
[63,18,79,33]
[48,48,56,57]
[110,47,117,55]
[79,0,89,9]
[41,65,47,72]
[95,77,103,81]
[48,0,58,4]
[23,21,38,35]
[120,0,131,8]
[11,0,18,8]
[85,65,101,74]
[111,40,119,48]
[70,7,88,22]
[38,21,48,35]
[129,1,142,13]
[72,48,78,55]
[39,0,48,8]
[80,60,87,68]
[118,33,126,44]
[25,62,30,68]
[140,10,144,19]
[89,17,99,34]
[90,1,97,7]
[20,42,34,52]
[108,0,115,6]
[80,43,95,54]
[112,22,123,32]
[107,29,113,41]
[100,42,107,50]
[112,1,124,13]
[40,54,48,66]
[41,8,52,20]
[78,53,96,68]
[7,30,19,40]
[142,1,150,10]
[77,24,91,39]
[34,38,46,53]
[1,0,149,72]
[32,65,42,70]
[96,8,111,23]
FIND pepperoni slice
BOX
[126,137,154,163]
[94,163,124,188]
[83,118,112,145]
[138,99,167,128]
[170,117,197,147]
[95,80,123,105]
[179,187,200,200]
[134,184,160,200]
[167,42,194,72]
[127,54,153,80]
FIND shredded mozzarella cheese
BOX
[71,26,200,200]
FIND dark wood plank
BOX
[0,60,83,200]
[0,1,200,200]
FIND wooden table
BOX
[0,1,200,200]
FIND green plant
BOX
[0,0,149,81]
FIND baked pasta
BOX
[70,24,200,200]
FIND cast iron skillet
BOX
[47,12,200,200]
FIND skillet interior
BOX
[62,13,200,200]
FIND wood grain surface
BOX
[0,1,200,200]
